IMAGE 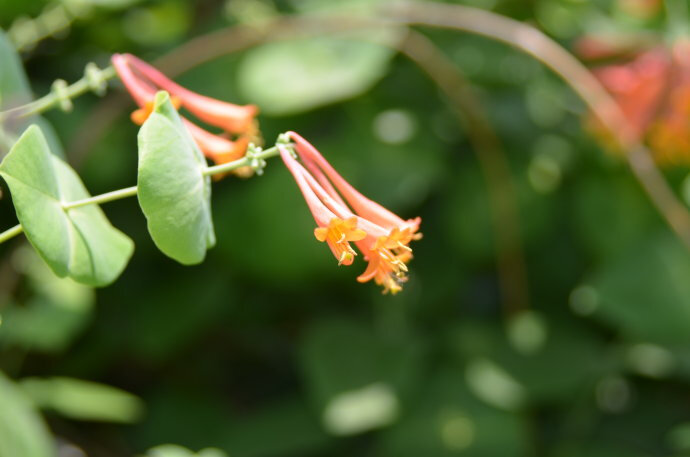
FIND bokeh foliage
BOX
[2,0,690,456]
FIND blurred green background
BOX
[3,0,690,456]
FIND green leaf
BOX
[0,371,55,457]
[299,318,423,436]
[237,31,401,115]
[0,247,94,352]
[137,91,215,265]
[379,368,528,457]
[0,29,63,158]
[0,125,134,286]
[216,397,332,457]
[447,317,606,405]
[145,444,227,457]
[19,377,144,423]
[586,233,690,344]
[0,29,31,109]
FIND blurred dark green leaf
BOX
[238,32,402,115]
[299,317,424,436]
[586,233,690,344]
[0,371,55,457]
[0,247,94,352]
[0,29,63,157]
[378,368,528,457]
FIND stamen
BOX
[395,260,409,272]
[338,251,352,266]
[397,241,413,252]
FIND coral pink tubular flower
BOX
[112,54,156,107]
[279,146,366,266]
[112,53,252,169]
[287,131,421,237]
[182,119,247,164]
[122,53,258,135]
[280,135,421,294]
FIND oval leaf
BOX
[20,377,144,424]
[0,371,55,457]
[0,125,134,286]
[237,32,400,116]
[137,91,215,265]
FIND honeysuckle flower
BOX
[278,134,421,294]
[111,53,259,174]
[577,36,690,165]
[124,54,258,135]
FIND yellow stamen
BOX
[313,217,366,266]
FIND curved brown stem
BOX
[398,30,529,315]
[386,1,690,250]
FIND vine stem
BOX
[0,224,23,244]
[0,65,117,121]
[398,30,530,315]
[202,144,282,176]
[9,0,91,52]
[62,185,138,210]
[0,144,287,244]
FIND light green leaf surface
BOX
[0,125,134,286]
[0,371,55,457]
[137,91,215,265]
[237,32,400,115]
[20,377,144,423]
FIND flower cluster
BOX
[578,37,690,165]
[111,53,259,174]
[279,132,421,294]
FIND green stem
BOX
[61,145,286,208]
[0,65,117,121]
[202,144,284,176]
[0,224,23,244]
[9,1,92,52]
[1,144,288,245]
[62,185,138,210]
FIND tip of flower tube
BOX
[130,96,182,126]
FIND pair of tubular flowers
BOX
[111,53,259,175]
[279,132,421,294]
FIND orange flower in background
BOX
[111,53,259,172]
[579,37,690,165]
[279,133,421,294]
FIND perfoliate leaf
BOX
[0,371,55,457]
[137,91,215,265]
[0,125,134,286]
